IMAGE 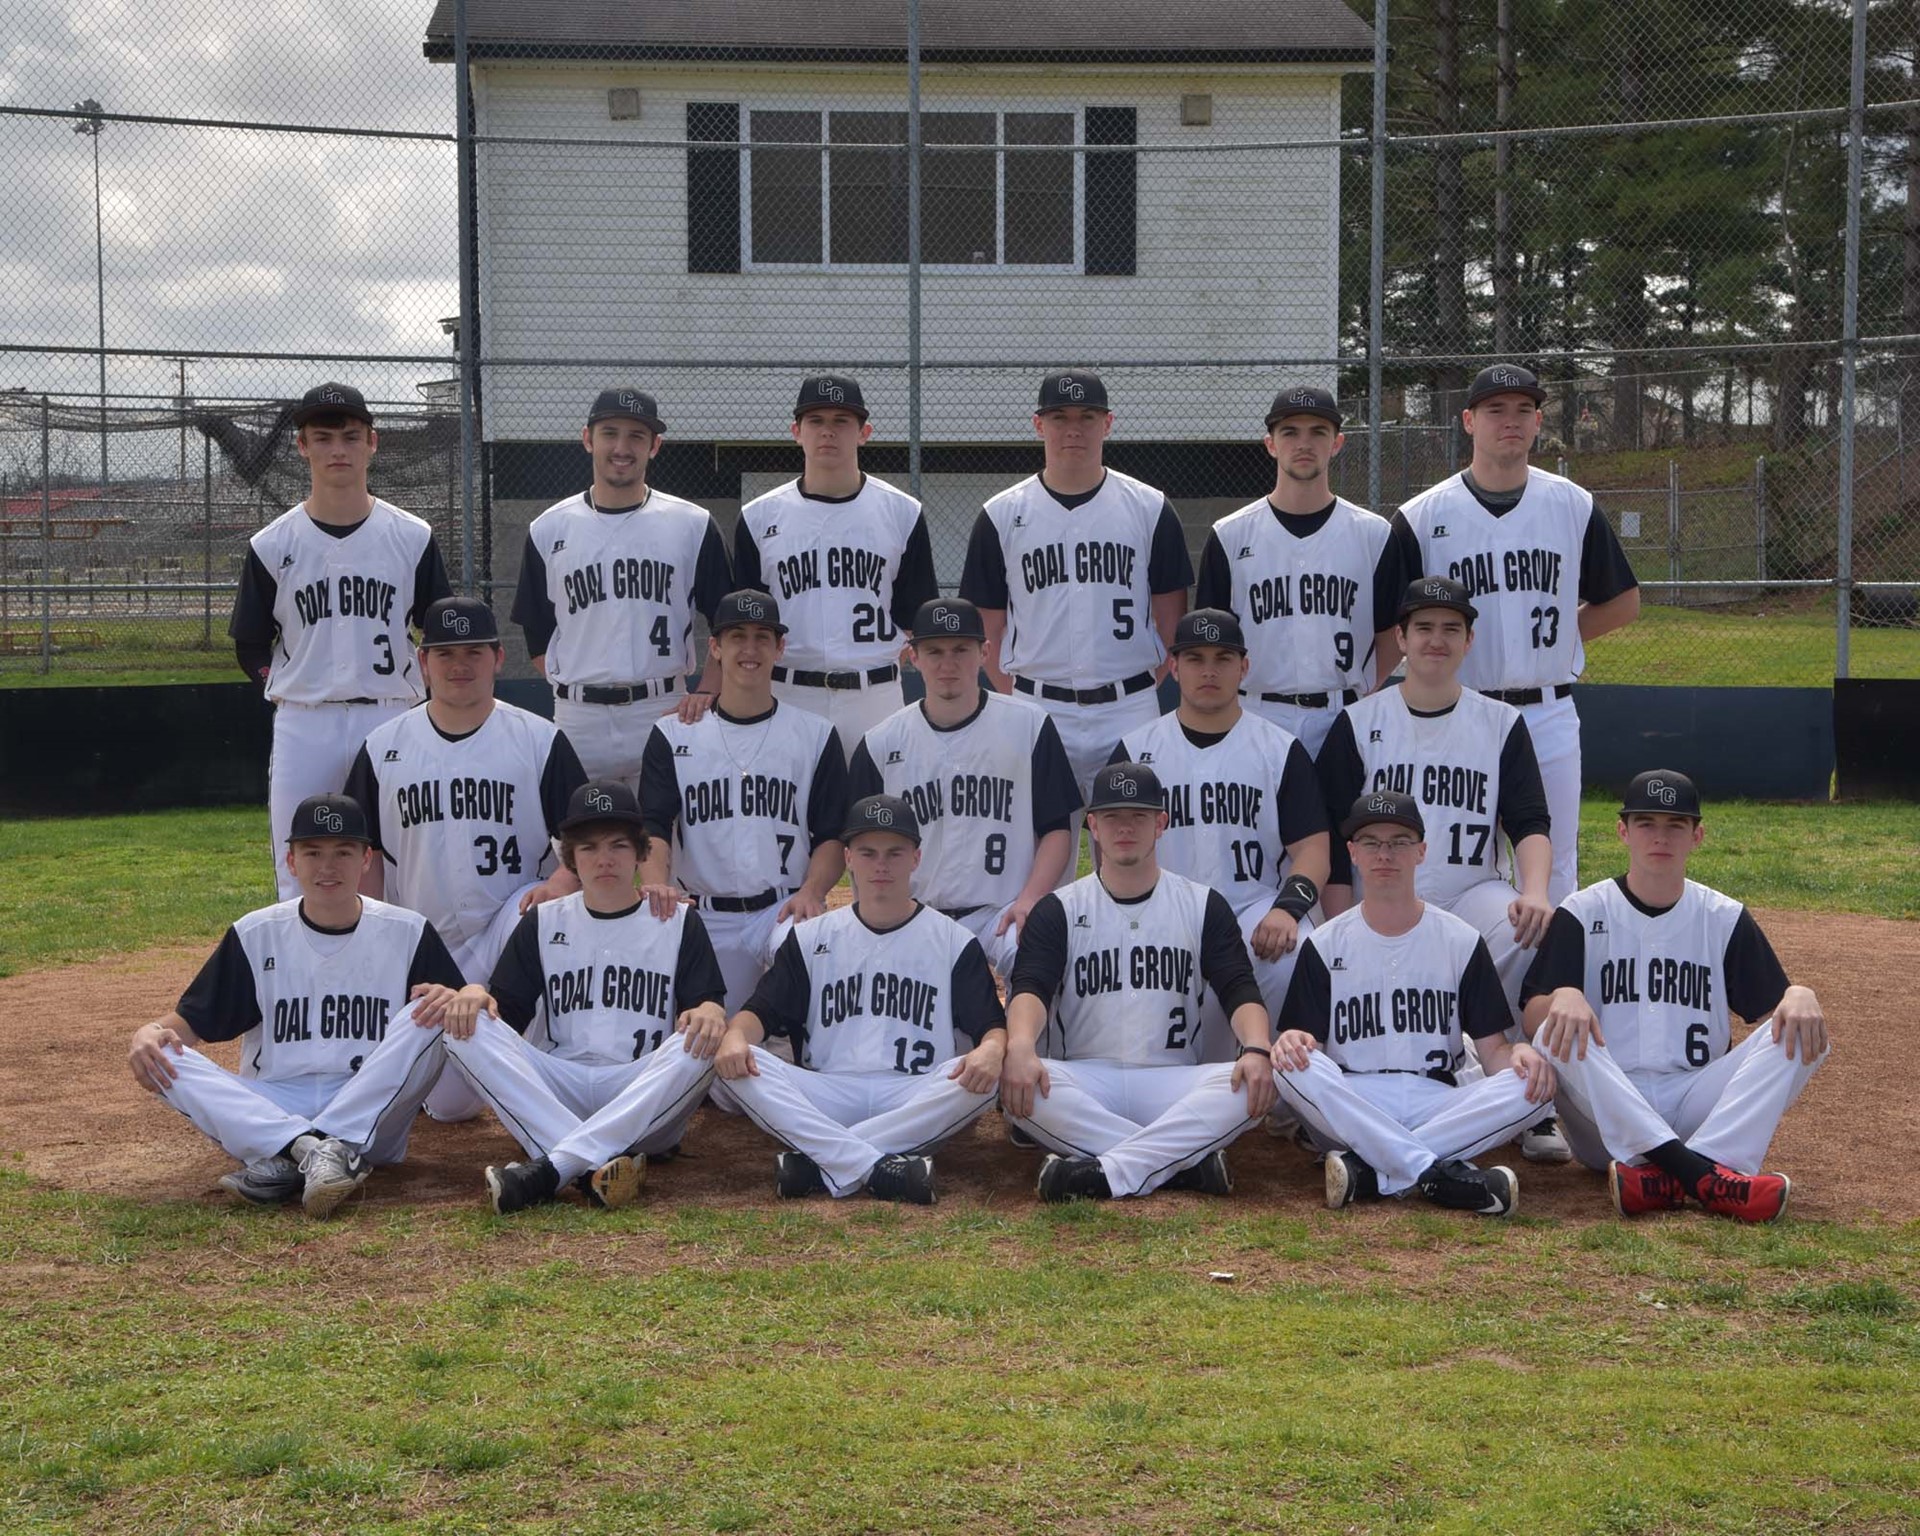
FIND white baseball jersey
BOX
[734,476,936,673]
[746,904,1004,1074]
[640,701,847,897]
[236,500,440,705]
[847,691,1081,913]
[1196,497,1391,694]
[1281,903,1511,1077]
[344,701,585,961]
[510,489,731,686]
[960,469,1194,687]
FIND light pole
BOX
[165,355,192,486]
[74,98,107,499]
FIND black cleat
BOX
[1324,1150,1380,1209]
[775,1151,828,1199]
[1163,1150,1233,1196]
[1036,1153,1113,1204]
[1416,1158,1518,1217]
[866,1153,936,1205]
[485,1157,561,1215]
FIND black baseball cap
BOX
[1170,607,1247,654]
[1036,370,1109,414]
[558,780,650,833]
[712,590,788,635]
[1619,769,1703,821]
[286,793,371,845]
[910,597,986,642]
[420,595,500,648]
[1340,790,1425,842]
[1265,384,1342,431]
[587,388,666,435]
[292,382,373,428]
[1087,760,1164,813]
[1396,575,1479,626]
[1466,364,1546,409]
[794,375,868,422]
[842,793,922,846]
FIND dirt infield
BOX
[2,908,1910,1225]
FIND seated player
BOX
[126,795,463,1217]
[710,795,1008,1204]
[999,762,1276,1201]
[848,596,1080,975]
[408,782,730,1215]
[1270,792,1555,1216]
[1521,770,1829,1223]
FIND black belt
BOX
[938,904,986,921]
[690,889,780,914]
[1013,670,1155,707]
[555,677,679,705]
[773,663,899,690]
[1248,687,1359,708]
[341,697,378,705]
[1348,1064,1460,1088]
[1482,683,1573,706]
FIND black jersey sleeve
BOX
[673,910,729,1011]
[732,519,766,595]
[1520,908,1587,1005]
[950,938,1007,1048]
[743,929,811,1042]
[539,729,590,835]
[845,738,884,805]
[1316,711,1367,884]
[1201,888,1265,1017]
[1376,511,1425,606]
[1006,893,1069,1006]
[1194,529,1233,614]
[411,537,455,629]
[691,518,734,626]
[342,745,385,856]
[889,515,939,632]
[510,534,558,661]
[1277,738,1331,847]
[1148,500,1195,594]
[1278,937,1331,1042]
[1725,907,1793,1022]
[229,547,280,685]
[175,927,262,1043]
[1030,717,1083,836]
[1460,938,1517,1038]
[1494,717,1553,844]
[957,510,1010,609]
[487,910,547,1033]
[1579,506,1640,605]
[639,726,681,841]
[805,731,850,853]
[408,922,465,991]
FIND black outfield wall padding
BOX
[1834,679,1920,801]
[1574,685,1833,802]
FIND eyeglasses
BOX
[1351,836,1419,854]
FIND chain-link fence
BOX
[2,0,1913,682]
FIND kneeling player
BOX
[408,782,729,1214]
[711,795,1008,1204]
[1000,762,1276,1201]
[1520,771,1828,1223]
[126,795,463,1217]
[1271,792,1555,1216]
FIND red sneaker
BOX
[1693,1164,1792,1224]
[1609,1160,1687,1216]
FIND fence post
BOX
[1557,456,1567,478]
[454,0,478,595]
[1367,0,1387,515]
[202,430,214,647]
[1666,459,1680,589]
[1835,0,1866,678]
[39,395,52,675]
[1754,455,1767,581]
[906,0,922,502]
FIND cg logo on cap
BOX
[321,389,344,405]
[931,605,960,632]
[1366,795,1391,815]
[1288,390,1312,406]
[821,382,845,403]
[1061,377,1085,400]
[871,805,895,827]
[1193,618,1221,642]
[447,613,471,636]
[586,789,614,814]
[618,391,638,411]
[1493,368,1520,388]
[1116,776,1139,799]
[1646,778,1678,806]
[1422,580,1447,599]
[740,597,765,620]
[318,808,345,833]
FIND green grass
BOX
[1581,596,1920,687]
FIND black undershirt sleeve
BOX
[408,923,465,991]
[1495,718,1553,844]
[1006,893,1068,1005]
[175,928,262,1043]
[540,731,590,835]
[639,727,682,842]
[229,548,279,685]
[1520,908,1587,1005]
[691,519,734,626]
[342,745,385,856]
[1029,719,1082,836]
[949,939,1007,1048]
[1579,507,1640,605]
[510,535,558,661]
[1276,739,1331,847]
[487,911,548,1033]
[1278,938,1331,1043]
[1194,529,1233,613]
[805,733,850,853]
[1724,907,1792,1022]
[957,510,1010,609]
[1200,888,1265,1017]
[889,515,939,632]
[743,929,811,1041]
[673,911,728,1011]
[411,537,454,629]
[845,739,884,805]
[1147,500,1195,594]
[1376,512,1425,603]
[1316,711,1367,884]
[1459,939,1517,1037]
[733,520,766,595]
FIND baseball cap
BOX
[587,388,667,435]
[558,780,650,833]
[1036,370,1109,414]
[910,597,986,642]
[794,375,868,422]
[1086,760,1164,813]
[1340,789,1425,842]
[420,595,500,648]
[286,793,371,845]
[1265,384,1342,431]
[1619,769,1702,821]
[1169,607,1247,654]
[712,589,788,635]
[842,793,922,846]
[1465,363,1546,409]
[1396,575,1479,626]
[291,382,373,428]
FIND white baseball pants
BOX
[948,900,1023,979]
[699,903,788,1016]
[1239,693,1345,760]
[1020,684,1166,801]
[772,674,906,761]
[552,688,682,793]
[1195,899,1308,1063]
[268,698,411,899]
[1516,693,1581,904]
[421,881,547,1124]
[1437,878,1533,1022]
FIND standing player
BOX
[511,389,734,788]
[1195,386,1397,756]
[1271,791,1555,1216]
[230,382,452,899]
[847,598,1081,974]
[733,376,938,754]
[959,370,1193,796]
[711,795,1008,1204]
[999,762,1276,1201]
[639,592,849,1013]
[1113,609,1329,1057]
[1381,363,1641,902]
[126,794,464,1217]
[1521,771,1828,1223]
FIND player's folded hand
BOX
[1508,891,1554,948]
[1232,1050,1278,1119]
[998,1049,1048,1119]
[128,1022,185,1093]
[1270,1029,1316,1074]
[677,1002,729,1059]
[1251,909,1299,962]
[1510,1042,1557,1105]
[713,1029,759,1080]
[949,1036,1006,1094]
[1771,985,1827,1062]
[1534,988,1602,1062]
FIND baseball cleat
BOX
[1692,1165,1791,1224]
[1323,1150,1380,1209]
[485,1158,561,1216]
[1036,1153,1113,1204]
[580,1155,646,1211]
[1417,1158,1518,1217]
[866,1153,936,1206]
[775,1151,827,1199]
[219,1154,302,1206]
[1609,1160,1687,1217]
[1263,1107,1302,1141]
[1006,1123,1039,1150]
[1520,1116,1573,1164]
[1164,1149,1234,1196]
[298,1138,370,1218]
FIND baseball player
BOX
[732,376,938,754]
[959,370,1193,797]
[847,597,1081,975]
[126,794,464,1217]
[405,782,730,1214]
[1380,363,1641,903]
[1113,608,1329,1060]
[999,762,1275,1201]
[710,795,1008,1204]
[229,382,452,899]
[638,591,849,1014]
[511,389,735,789]
[1195,386,1397,757]
[1520,771,1828,1223]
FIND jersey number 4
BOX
[473,835,524,877]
